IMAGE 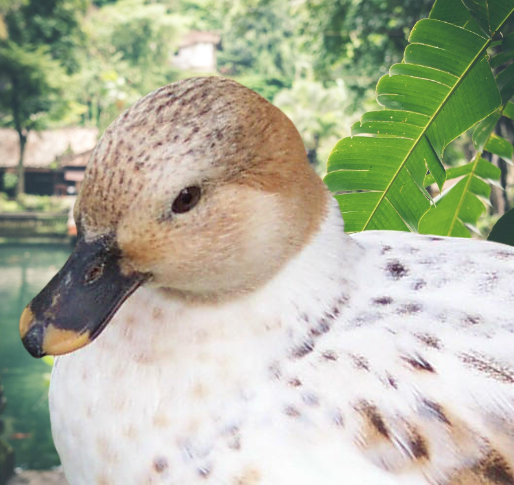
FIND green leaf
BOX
[419,156,500,237]
[484,133,514,163]
[425,166,464,186]
[430,0,513,33]
[430,0,484,35]
[472,109,501,151]
[496,62,514,103]
[461,0,491,36]
[490,32,514,106]
[425,158,502,186]
[503,101,514,119]
[488,0,514,31]
[489,33,514,67]
[430,0,473,25]
[426,33,514,238]
[490,51,512,69]
[503,31,514,52]
[325,17,507,233]
[488,208,514,245]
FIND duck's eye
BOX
[172,186,201,214]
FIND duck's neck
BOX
[98,197,365,359]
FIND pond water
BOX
[0,244,71,469]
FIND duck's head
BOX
[19,77,329,357]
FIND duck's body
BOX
[51,200,514,484]
[20,77,514,484]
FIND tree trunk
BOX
[15,130,27,197]
[11,73,28,198]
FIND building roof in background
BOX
[179,31,221,48]
[58,149,94,168]
[0,127,98,169]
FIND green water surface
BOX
[0,244,71,469]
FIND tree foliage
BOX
[85,0,181,71]
[301,0,434,107]
[77,0,183,130]
[325,0,514,240]
[488,204,514,244]
[216,0,300,81]
[0,0,85,195]
[4,0,87,73]
[274,79,350,168]
[0,44,71,132]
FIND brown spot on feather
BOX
[413,279,426,290]
[291,339,315,358]
[421,398,451,426]
[386,261,408,280]
[448,449,514,484]
[397,303,422,314]
[309,319,330,336]
[496,251,514,260]
[460,352,514,383]
[153,456,168,473]
[402,354,435,373]
[408,428,429,460]
[349,353,370,371]
[288,377,302,387]
[356,400,389,439]
[415,333,442,350]
[463,314,482,325]
[284,405,301,417]
[386,373,397,389]
[481,450,514,484]
[373,296,393,305]
[322,350,338,361]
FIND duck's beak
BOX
[19,237,148,358]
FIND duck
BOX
[19,77,514,484]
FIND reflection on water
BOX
[0,244,71,469]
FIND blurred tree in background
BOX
[0,0,87,196]
[0,1,9,40]
[300,0,434,109]
[274,79,349,171]
[216,0,300,79]
[77,0,183,130]
[3,0,87,73]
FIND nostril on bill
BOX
[22,325,46,358]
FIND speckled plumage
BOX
[48,78,514,484]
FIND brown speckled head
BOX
[76,77,328,299]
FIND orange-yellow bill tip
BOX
[42,326,92,356]
[20,237,147,358]
[19,306,34,339]
[21,305,92,356]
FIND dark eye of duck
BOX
[172,186,201,214]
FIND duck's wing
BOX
[295,232,514,484]
[329,323,514,484]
